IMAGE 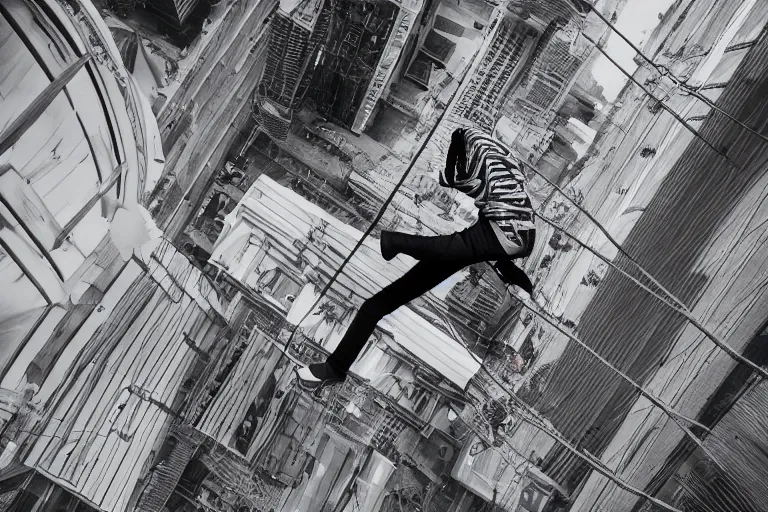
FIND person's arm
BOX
[439,128,483,199]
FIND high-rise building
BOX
[452,16,538,131]
[255,0,332,140]
[504,22,583,122]
[256,0,426,140]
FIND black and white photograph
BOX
[1,0,768,511]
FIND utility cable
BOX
[434,285,712,512]
[581,1,768,145]
[442,292,687,512]
[561,0,768,149]
[496,284,727,459]
[416,250,732,445]
[532,211,768,381]
[510,0,768,387]
[517,155,768,380]
[529,0,760,172]
[504,5,768,378]
[581,34,735,166]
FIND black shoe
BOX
[294,362,345,390]
[493,259,533,295]
[380,231,398,261]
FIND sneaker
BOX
[294,362,345,390]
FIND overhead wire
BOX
[580,32,736,166]
[425,254,716,442]
[439,290,727,510]
[566,0,768,163]
[491,2,768,385]
[522,1,768,377]
[515,39,747,512]
[518,166,768,380]
[393,236,732,501]
[446,328,686,512]
[582,2,768,145]
[462,14,763,483]
[493,286,728,469]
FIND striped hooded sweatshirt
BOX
[440,127,536,255]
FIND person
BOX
[296,127,537,390]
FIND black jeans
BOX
[326,218,512,375]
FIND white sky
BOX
[590,0,677,102]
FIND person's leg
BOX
[297,220,533,387]
[380,217,507,262]
[381,224,537,294]
[324,257,466,376]
[296,257,465,387]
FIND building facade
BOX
[0,3,227,511]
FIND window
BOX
[422,30,457,64]
[434,15,466,37]
[0,246,47,381]
[0,6,127,271]
[413,388,433,416]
